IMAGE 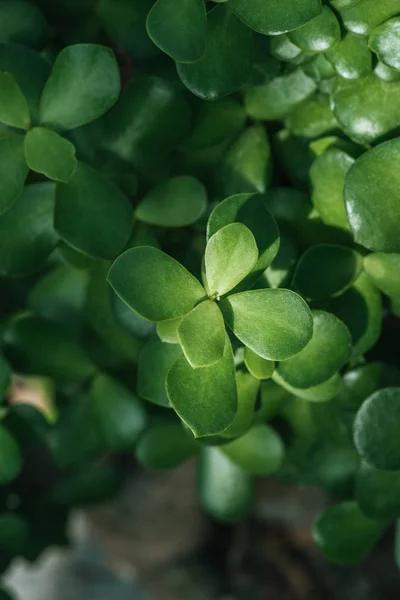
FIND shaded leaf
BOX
[136,420,199,469]
[0,72,30,129]
[137,339,182,407]
[0,135,28,216]
[221,424,284,475]
[25,127,77,183]
[230,0,322,35]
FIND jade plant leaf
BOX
[354,388,400,471]
[177,4,252,100]
[0,427,22,484]
[340,0,400,36]
[288,6,340,52]
[222,371,260,438]
[326,32,372,79]
[90,374,147,451]
[136,420,199,469]
[369,18,400,71]
[204,223,258,297]
[39,44,120,131]
[156,317,181,344]
[221,424,284,475]
[198,447,254,522]
[24,127,77,183]
[244,347,275,380]
[108,247,206,321]
[293,244,363,300]
[355,461,400,520]
[364,253,400,310]
[166,334,237,437]
[177,300,225,368]
[55,162,133,259]
[273,370,341,403]
[135,176,207,227]
[277,310,352,389]
[207,193,280,290]
[230,0,322,36]
[0,72,30,129]
[137,340,182,407]
[313,501,387,563]
[285,93,338,140]
[147,0,207,63]
[0,182,57,276]
[220,288,313,361]
[0,135,28,215]
[344,138,400,252]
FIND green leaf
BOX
[0,0,46,48]
[277,310,351,389]
[355,461,400,520]
[177,300,225,368]
[313,501,387,563]
[25,127,77,183]
[207,193,280,290]
[340,0,400,36]
[303,53,336,81]
[221,424,284,475]
[205,223,258,297]
[273,370,341,403]
[0,513,29,556]
[370,18,400,71]
[112,293,156,340]
[135,176,207,227]
[230,0,322,35]
[137,339,182,407]
[0,72,30,129]
[177,4,252,100]
[156,317,181,344]
[166,334,237,437]
[270,34,303,62]
[222,371,260,438]
[50,463,122,507]
[345,138,400,252]
[364,253,400,311]
[329,272,382,358]
[0,135,28,215]
[293,244,363,300]
[108,247,206,322]
[136,420,199,469]
[244,347,275,380]
[39,44,120,131]
[220,289,313,361]
[375,60,400,81]
[310,147,354,230]
[288,6,340,52]
[255,379,288,422]
[185,97,246,150]
[338,362,400,411]
[55,162,133,259]
[245,67,316,121]
[326,32,372,79]
[90,374,147,451]
[0,427,22,484]
[0,182,57,276]
[262,233,298,289]
[354,388,400,471]
[285,93,338,140]
[198,447,254,522]
[216,125,271,197]
[147,0,206,62]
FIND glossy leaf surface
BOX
[230,0,322,36]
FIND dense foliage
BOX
[0,0,400,589]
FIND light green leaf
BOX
[198,447,254,522]
[0,427,22,484]
[345,138,400,252]
[313,501,387,563]
[205,223,258,297]
[0,135,28,215]
[364,253,400,310]
[137,339,182,407]
[288,6,340,52]
[354,387,400,471]
[0,182,57,276]
[0,72,30,129]
[326,32,372,79]
[340,0,400,36]
[0,0,46,48]
[355,461,400,520]
[90,374,147,451]
[374,60,400,81]
[277,310,351,389]
[285,93,338,140]
[220,289,313,361]
[310,147,354,230]
[136,420,199,469]
[156,317,181,344]
[166,334,237,437]
[370,18,400,71]
[230,0,322,35]
[293,244,363,300]
[338,362,400,411]
[221,424,284,475]
[273,370,341,403]
[178,300,225,368]
[55,162,133,260]
[39,44,120,131]
[244,347,275,380]
[254,379,289,423]
[177,4,252,100]
[108,247,206,322]
[222,371,260,438]
[207,193,280,290]
[25,127,77,183]
[135,175,207,227]
[147,0,206,62]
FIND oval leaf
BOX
[221,424,284,475]
[178,300,225,368]
[230,0,322,35]
[244,347,275,380]
[355,461,400,520]
[137,339,182,407]
[136,420,199,470]
[25,127,77,183]
[0,135,28,216]
[288,6,340,52]
[369,17,400,72]
[0,72,30,129]
[364,252,400,309]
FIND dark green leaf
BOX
[55,162,133,259]
[25,127,77,183]
[355,461,400,520]
[136,420,199,469]
[178,300,225,368]
[0,0,47,48]
[364,253,400,311]
[221,424,284,475]
[230,0,322,35]
[0,135,28,215]
[185,97,246,150]
[288,6,340,52]
[0,355,11,401]
[0,513,29,556]
[0,72,30,129]
[138,339,182,407]
[222,371,260,438]
[50,463,123,506]
[40,44,120,131]
[0,427,22,484]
